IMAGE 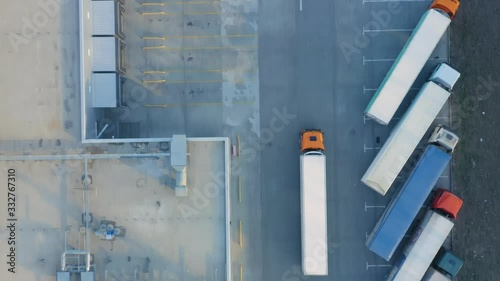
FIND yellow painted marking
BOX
[141,2,165,6]
[142,45,166,50]
[164,1,220,4]
[239,220,243,247]
[163,11,220,15]
[237,135,241,159]
[161,46,257,51]
[142,80,166,84]
[143,69,226,74]
[238,176,242,202]
[163,34,256,39]
[143,71,168,74]
[143,68,255,75]
[143,100,254,108]
[142,36,166,40]
[160,79,243,84]
[140,11,166,15]
[240,265,243,281]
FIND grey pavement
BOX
[259,0,451,280]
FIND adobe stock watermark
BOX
[232,106,297,175]
[176,106,296,219]
[281,237,340,281]
[177,171,225,220]
[339,2,403,63]
[451,75,500,129]
[8,0,70,53]
[173,106,296,220]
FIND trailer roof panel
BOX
[365,9,451,125]
[300,154,328,275]
[366,145,451,261]
[362,82,450,195]
[390,211,454,281]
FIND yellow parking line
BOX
[164,1,220,4]
[161,79,243,84]
[140,11,166,15]
[165,11,220,15]
[142,36,166,40]
[142,80,166,84]
[142,45,166,50]
[239,220,243,247]
[143,100,254,108]
[237,135,241,159]
[238,176,242,202]
[143,69,226,74]
[141,2,165,6]
[143,71,168,74]
[240,265,243,281]
[143,68,254,74]
[163,34,256,39]
[160,46,257,51]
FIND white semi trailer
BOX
[364,0,460,125]
[386,210,455,281]
[422,268,452,281]
[300,130,328,276]
[362,63,460,195]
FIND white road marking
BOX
[366,262,392,270]
[363,56,445,65]
[363,28,413,35]
[363,86,420,94]
[396,175,449,179]
[299,0,302,11]
[366,232,411,239]
[392,116,449,121]
[363,144,381,153]
[365,202,386,211]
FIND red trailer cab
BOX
[431,188,463,219]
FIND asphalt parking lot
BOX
[259,0,453,280]
[104,0,259,138]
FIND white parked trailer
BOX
[422,268,452,281]
[386,210,454,281]
[362,80,451,195]
[300,152,328,276]
[364,9,452,125]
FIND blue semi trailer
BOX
[366,125,459,261]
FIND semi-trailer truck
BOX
[366,125,459,261]
[300,129,328,276]
[422,248,464,280]
[362,63,460,195]
[385,192,463,281]
[364,0,460,125]
[422,268,452,281]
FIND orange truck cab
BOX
[300,129,325,152]
[431,188,463,219]
[431,0,460,19]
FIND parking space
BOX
[361,2,453,279]
[93,0,259,139]
[259,0,454,280]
